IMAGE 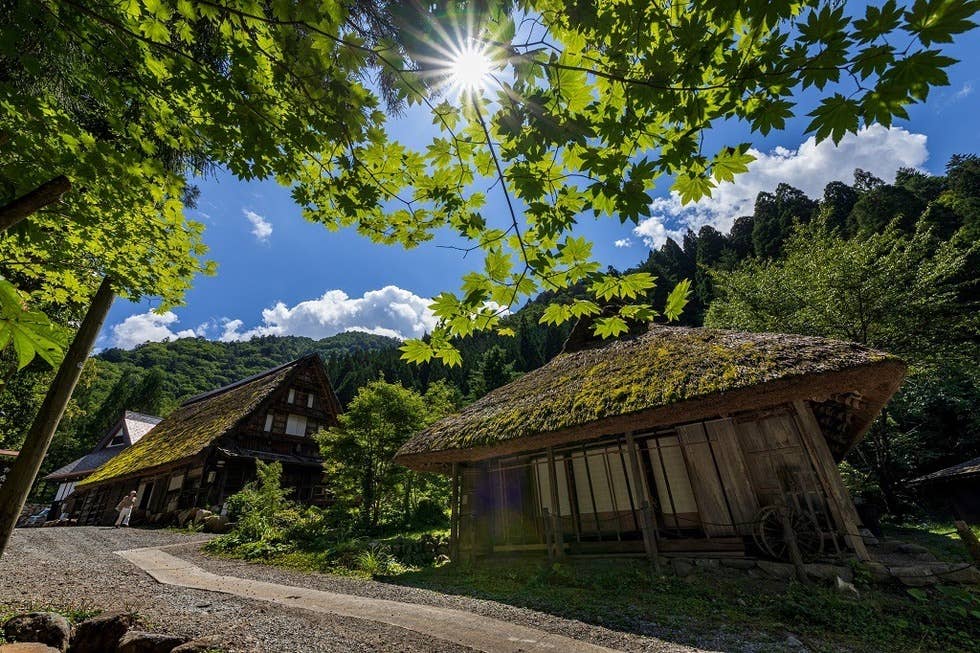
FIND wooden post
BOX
[625,432,660,571]
[791,400,870,561]
[542,507,554,560]
[0,277,114,556]
[450,463,460,562]
[954,520,980,563]
[0,176,71,232]
[778,494,811,584]
[546,447,564,559]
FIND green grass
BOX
[883,521,980,563]
[389,557,980,652]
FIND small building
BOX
[911,457,980,524]
[395,325,906,562]
[44,411,162,519]
[72,354,341,526]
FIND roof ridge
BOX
[180,353,319,407]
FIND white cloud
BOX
[109,311,198,349]
[613,238,633,248]
[219,286,437,342]
[955,82,973,100]
[633,124,929,248]
[243,209,272,242]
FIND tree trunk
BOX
[0,277,114,556]
[0,176,71,232]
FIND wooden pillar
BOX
[450,463,460,562]
[626,432,660,570]
[546,447,564,559]
[792,400,870,561]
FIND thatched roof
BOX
[911,456,980,485]
[396,325,905,471]
[45,411,162,482]
[78,356,320,487]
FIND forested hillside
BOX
[7,155,978,517]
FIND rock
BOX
[721,558,756,570]
[940,564,980,585]
[694,558,719,569]
[889,565,938,587]
[191,509,212,525]
[785,634,805,648]
[863,562,891,583]
[176,509,196,527]
[3,613,71,651]
[757,560,795,579]
[897,543,930,555]
[202,514,229,534]
[671,559,694,577]
[804,563,852,582]
[0,644,61,653]
[835,576,860,599]
[69,611,134,653]
[859,528,879,547]
[116,631,185,653]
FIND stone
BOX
[0,644,61,653]
[671,559,694,577]
[940,564,980,585]
[3,613,71,652]
[835,576,860,599]
[757,560,795,579]
[720,558,756,570]
[897,543,930,555]
[176,509,196,527]
[804,563,853,582]
[69,611,134,653]
[864,562,891,583]
[785,634,805,648]
[191,509,212,525]
[694,558,719,569]
[859,528,879,547]
[202,514,229,534]
[889,565,938,587]
[116,631,185,653]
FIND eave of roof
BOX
[396,326,905,470]
[910,456,980,485]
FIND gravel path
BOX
[0,528,761,652]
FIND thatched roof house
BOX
[71,354,341,525]
[911,456,980,522]
[396,325,905,562]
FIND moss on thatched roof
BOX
[397,326,903,465]
[79,358,307,487]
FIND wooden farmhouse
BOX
[71,354,341,526]
[395,325,906,562]
[44,411,162,519]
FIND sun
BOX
[448,42,492,95]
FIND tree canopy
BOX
[2,0,975,369]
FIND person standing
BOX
[114,490,138,528]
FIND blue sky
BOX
[100,25,980,350]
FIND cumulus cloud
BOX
[613,238,633,248]
[633,124,929,248]
[243,209,273,242]
[109,311,198,349]
[219,286,437,342]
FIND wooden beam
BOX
[792,400,870,561]
[625,432,660,570]
[546,447,564,559]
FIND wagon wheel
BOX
[753,505,824,562]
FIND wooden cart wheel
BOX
[753,505,824,562]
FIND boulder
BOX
[176,509,196,527]
[757,560,795,579]
[863,561,892,583]
[671,559,694,577]
[116,631,185,653]
[940,564,980,585]
[897,543,930,555]
[170,636,224,653]
[202,514,229,534]
[191,509,212,526]
[694,558,719,569]
[889,565,937,587]
[3,613,71,651]
[0,644,61,653]
[804,563,852,582]
[69,611,134,653]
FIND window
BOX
[264,413,275,432]
[287,389,296,404]
[285,413,307,437]
[108,428,126,447]
[307,393,315,408]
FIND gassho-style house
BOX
[395,325,906,562]
[69,354,341,526]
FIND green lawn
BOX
[882,521,980,563]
